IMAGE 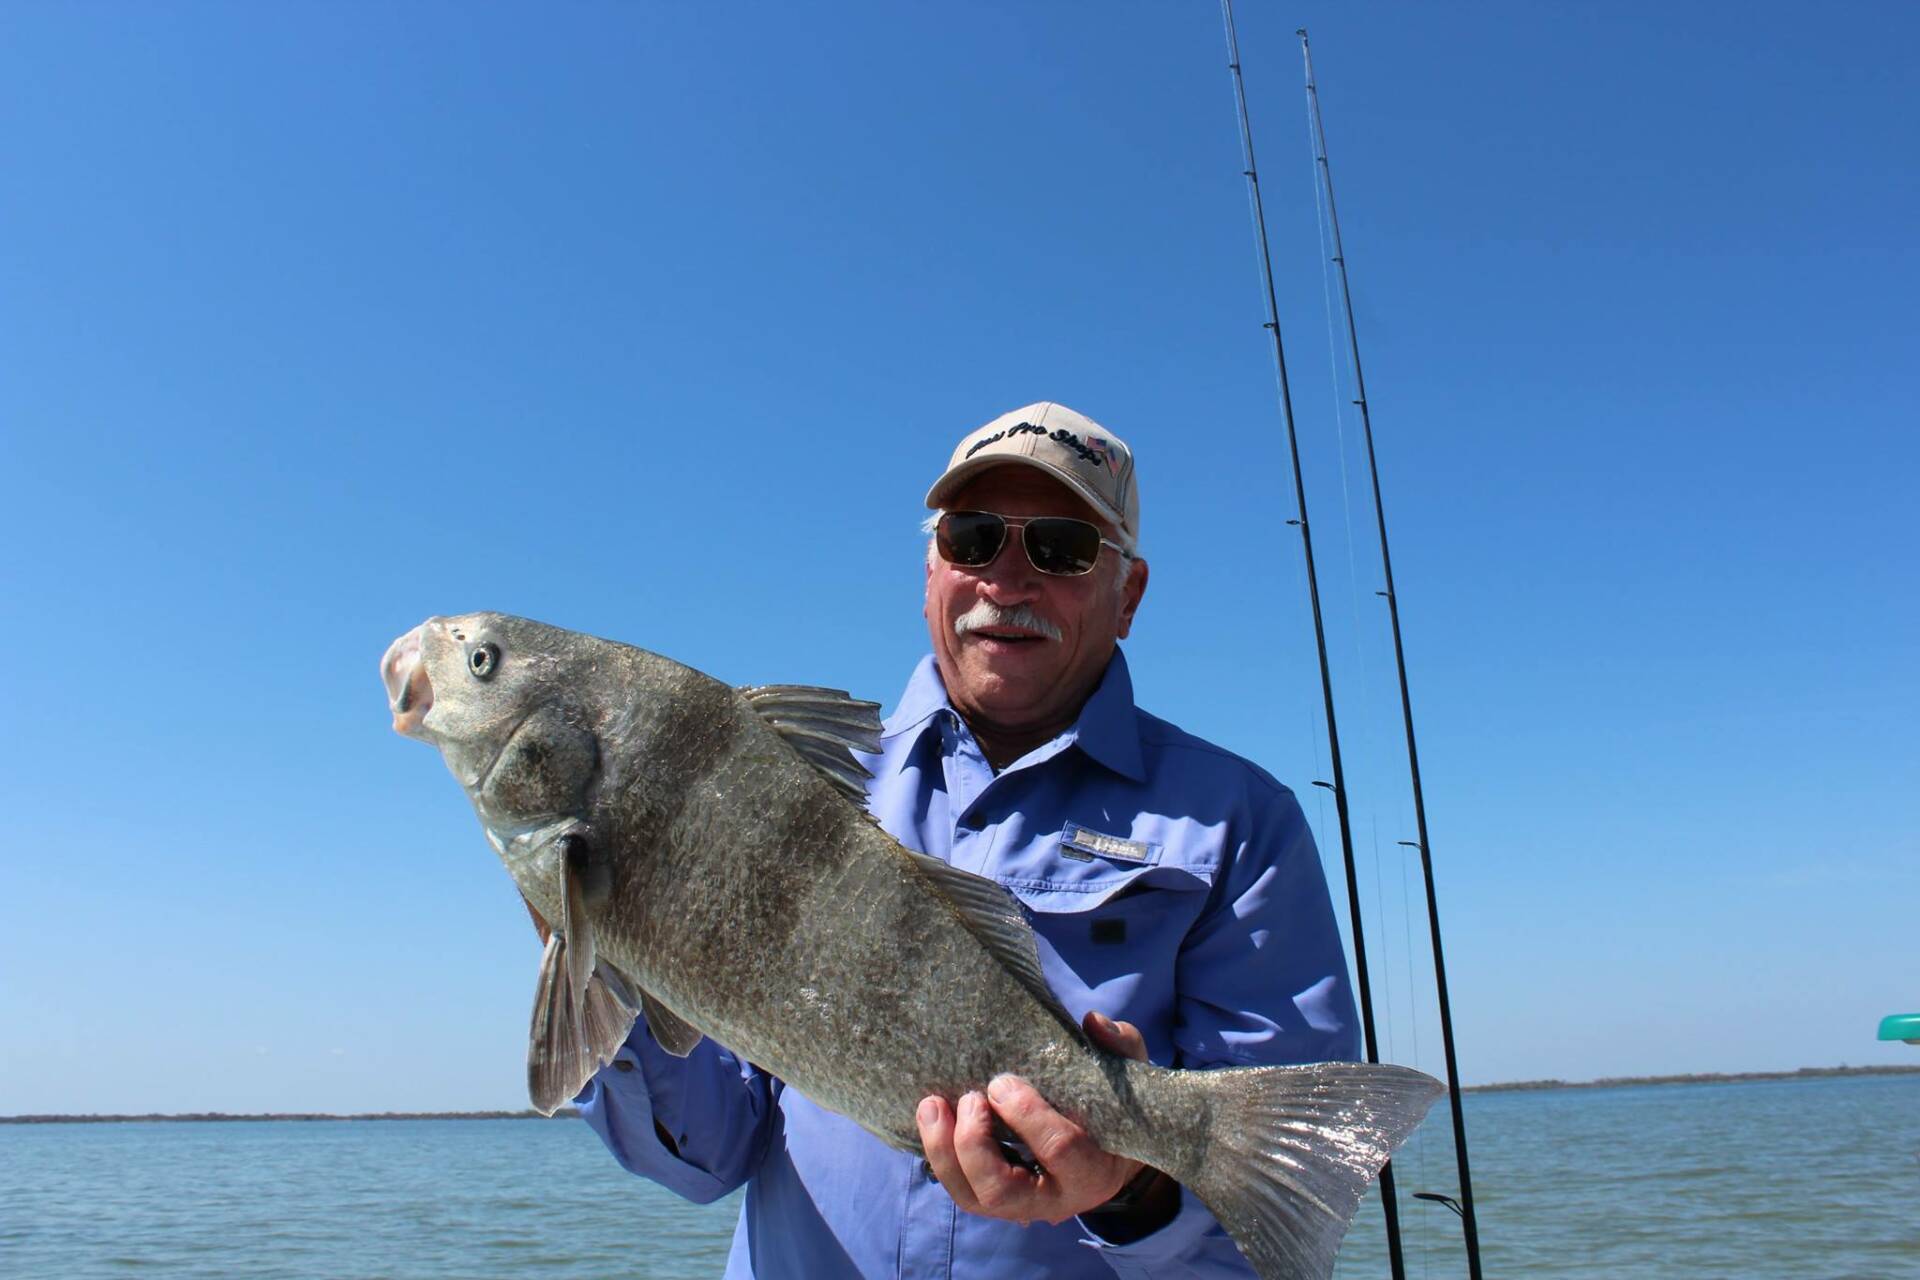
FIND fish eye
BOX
[469,642,500,679]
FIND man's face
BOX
[925,466,1148,744]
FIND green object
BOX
[1879,1013,1920,1044]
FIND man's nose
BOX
[976,534,1041,596]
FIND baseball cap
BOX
[924,402,1140,552]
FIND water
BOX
[1332,1074,1920,1280]
[2,1074,1914,1278]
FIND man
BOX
[578,402,1359,1278]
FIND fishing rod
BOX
[1299,27,1484,1278]
[1217,5,1409,1277]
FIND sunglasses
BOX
[934,510,1130,578]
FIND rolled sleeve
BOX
[576,1015,781,1205]
[1080,1188,1256,1278]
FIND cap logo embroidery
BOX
[964,420,1049,459]
[964,421,1117,476]
[1047,427,1109,470]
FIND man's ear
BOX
[1115,557,1149,640]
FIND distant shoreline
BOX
[0,1108,581,1125]
[6,1064,1916,1123]
[1461,1063,1920,1094]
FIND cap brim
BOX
[924,455,1132,550]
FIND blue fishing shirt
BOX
[577,649,1359,1279]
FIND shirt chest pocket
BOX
[987,821,1218,927]
[983,823,1220,1024]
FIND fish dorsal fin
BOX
[739,684,884,804]
[905,851,1087,1045]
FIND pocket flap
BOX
[991,823,1217,914]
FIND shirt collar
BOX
[880,648,1146,783]
[1068,648,1146,781]
[881,654,953,741]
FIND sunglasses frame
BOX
[934,509,1132,578]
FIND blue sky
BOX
[2,2,1914,1117]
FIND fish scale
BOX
[382,611,1443,1279]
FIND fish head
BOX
[381,612,602,832]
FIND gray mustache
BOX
[953,601,1063,642]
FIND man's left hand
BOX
[916,1010,1151,1226]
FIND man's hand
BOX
[916,1010,1154,1227]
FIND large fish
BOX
[381,611,1442,1279]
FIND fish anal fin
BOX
[738,684,883,805]
[640,989,702,1057]
[905,850,1085,1045]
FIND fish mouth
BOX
[381,624,435,737]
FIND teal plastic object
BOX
[1879,1013,1920,1044]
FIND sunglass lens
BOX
[1024,518,1102,576]
[937,511,1006,567]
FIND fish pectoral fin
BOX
[639,989,702,1057]
[558,835,599,1026]
[905,851,1086,1045]
[738,684,883,805]
[528,934,586,1115]
[527,939,640,1115]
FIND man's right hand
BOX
[916,1011,1168,1229]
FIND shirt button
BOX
[614,1059,636,1073]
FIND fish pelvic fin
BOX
[738,684,883,804]
[527,936,640,1115]
[639,989,702,1057]
[1171,1060,1443,1280]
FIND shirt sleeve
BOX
[575,1012,782,1205]
[1172,785,1360,1070]
[1080,1186,1254,1279]
[1080,784,1361,1276]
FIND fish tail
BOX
[1161,1060,1443,1280]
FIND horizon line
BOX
[8,1063,1918,1124]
